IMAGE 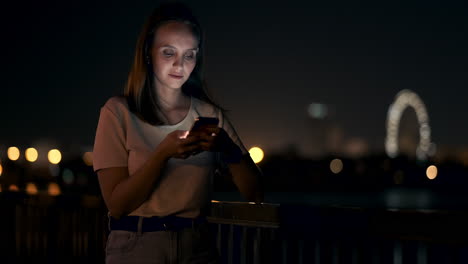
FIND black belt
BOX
[109,215,207,232]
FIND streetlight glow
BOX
[249,147,264,164]
[83,152,93,166]
[48,183,61,196]
[7,147,20,161]
[26,183,38,195]
[330,158,343,174]
[25,148,39,162]
[48,149,62,164]
[426,165,438,180]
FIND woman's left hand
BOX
[190,128,263,203]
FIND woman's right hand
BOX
[158,130,201,159]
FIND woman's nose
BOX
[173,56,184,68]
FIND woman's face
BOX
[151,21,198,92]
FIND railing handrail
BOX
[2,191,468,244]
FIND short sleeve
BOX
[92,105,128,172]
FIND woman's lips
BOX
[169,74,183,79]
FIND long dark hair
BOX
[124,2,221,125]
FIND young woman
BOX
[92,2,263,263]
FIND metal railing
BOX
[1,192,468,263]
[209,201,468,264]
[0,192,107,263]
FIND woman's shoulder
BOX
[191,97,222,117]
[101,95,130,117]
[103,95,127,108]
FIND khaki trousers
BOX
[105,221,220,264]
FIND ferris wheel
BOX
[385,89,433,161]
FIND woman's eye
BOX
[162,50,174,57]
[184,52,196,61]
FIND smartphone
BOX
[180,117,219,139]
[190,117,219,132]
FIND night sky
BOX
[2,0,467,159]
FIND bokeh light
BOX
[25,148,39,162]
[7,147,20,161]
[48,183,61,196]
[308,103,328,119]
[62,169,75,185]
[0,164,3,176]
[249,147,264,164]
[48,149,62,164]
[426,165,438,180]
[330,158,343,174]
[26,182,38,195]
[83,151,93,166]
[9,184,19,192]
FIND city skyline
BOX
[2,0,467,160]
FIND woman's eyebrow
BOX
[160,44,198,51]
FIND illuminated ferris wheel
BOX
[385,89,433,161]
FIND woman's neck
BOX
[155,87,191,125]
[156,88,189,111]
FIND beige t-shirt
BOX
[93,96,247,218]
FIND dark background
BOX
[1,0,467,161]
[1,3,467,262]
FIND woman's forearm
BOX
[103,149,169,218]
[227,156,264,203]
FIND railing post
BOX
[417,242,427,264]
[228,224,233,264]
[393,240,402,264]
[298,239,304,264]
[281,239,287,264]
[314,239,320,264]
[216,223,222,254]
[332,240,339,264]
[240,226,247,264]
[254,227,261,264]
